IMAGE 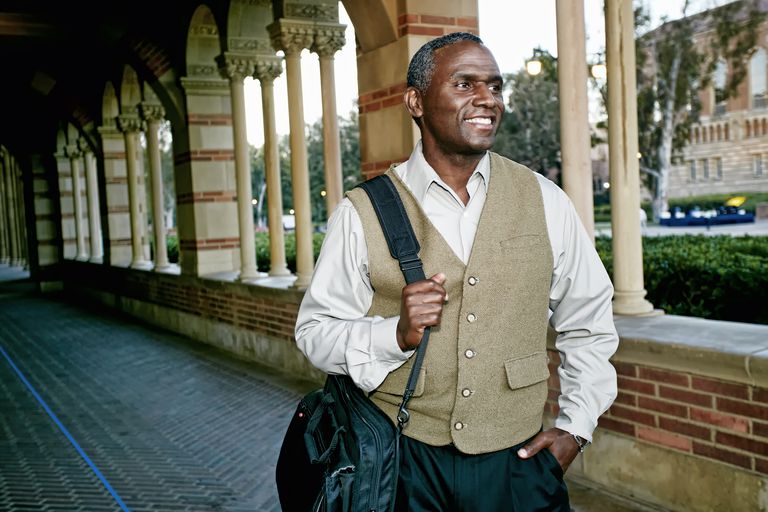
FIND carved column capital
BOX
[64,144,82,159]
[116,115,142,134]
[139,103,166,123]
[311,24,346,57]
[77,138,93,155]
[254,56,284,83]
[217,52,257,82]
[268,19,314,56]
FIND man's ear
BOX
[404,87,423,120]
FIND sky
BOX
[243,0,732,147]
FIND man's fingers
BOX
[429,272,447,286]
[517,432,550,459]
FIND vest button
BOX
[461,388,472,397]
[464,349,475,359]
[454,421,464,430]
[467,313,477,323]
[468,276,478,286]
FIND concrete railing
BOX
[62,261,768,512]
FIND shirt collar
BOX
[399,141,491,203]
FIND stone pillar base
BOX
[612,289,660,316]
[268,267,292,277]
[89,256,103,264]
[238,270,269,283]
[130,260,153,270]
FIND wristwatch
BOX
[571,434,590,453]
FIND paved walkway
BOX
[0,267,657,511]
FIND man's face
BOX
[408,41,504,157]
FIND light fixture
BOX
[603,182,611,189]
[591,63,607,80]
[289,209,295,215]
[251,198,258,205]
[526,59,542,76]
[320,190,327,197]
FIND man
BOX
[296,32,618,511]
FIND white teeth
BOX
[465,118,491,125]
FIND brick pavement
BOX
[0,275,314,511]
[0,267,654,512]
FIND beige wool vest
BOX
[346,153,554,455]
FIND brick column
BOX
[3,150,21,266]
[29,154,59,269]
[97,125,131,266]
[312,25,346,217]
[139,103,170,271]
[177,76,239,276]
[255,58,290,277]
[13,159,28,269]
[218,53,261,281]
[270,19,314,288]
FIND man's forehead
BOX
[434,42,500,76]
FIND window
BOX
[754,154,763,177]
[702,159,710,180]
[690,160,697,181]
[714,58,728,115]
[715,157,723,180]
[751,48,767,109]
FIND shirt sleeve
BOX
[543,184,619,442]
[294,198,413,392]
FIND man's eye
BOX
[457,82,471,89]
[490,84,502,93]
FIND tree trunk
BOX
[655,52,682,221]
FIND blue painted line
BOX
[0,344,131,512]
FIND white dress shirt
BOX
[295,142,618,440]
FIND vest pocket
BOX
[373,366,426,398]
[500,234,544,249]
[503,352,550,390]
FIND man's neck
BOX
[422,146,485,205]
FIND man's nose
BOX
[474,84,496,107]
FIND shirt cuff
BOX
[554,411,596,442]
[370,316,414,364]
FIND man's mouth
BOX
[464,117,493,126]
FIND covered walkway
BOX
[0,269,649,512]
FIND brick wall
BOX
[547,348,768,474]
[65,262,302,344]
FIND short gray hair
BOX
[406,32,484,94]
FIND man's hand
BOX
[396,273,447,351]
[516,428,581,472]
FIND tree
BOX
[250,109,362,228]
[633,0,763,220]
[493,48,562,182]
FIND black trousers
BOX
[395,434,570,511]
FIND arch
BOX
[754,119,760,135]
[724,123,729,141]
[763,118,767,136]
[225,0,274,54]
[702,126,708,143]
[694,127,700,144]
[186,4,223,78]
[716,125,722,141]
[709,125,714,141]
[750,47,767,107]
[341,0,397,52]
[119,65,142,114]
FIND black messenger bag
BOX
[275,174,433,512]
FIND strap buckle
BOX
[398,255,422,273]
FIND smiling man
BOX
[295,32,618,511]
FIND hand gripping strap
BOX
[358,175,430,432]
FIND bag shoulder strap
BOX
[357,174,431,432]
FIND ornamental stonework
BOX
[311,25,345,56]
[268,20,314,55]
[139,103,166,123]
[64,144,82,159]
[217,53,256,81]
[285,3,337,22]
[188,65,217,77]
[254,58,283,83]
[116,115,143,134]
[229,37,271,53]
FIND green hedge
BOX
[596,235,768,325]
[166,233,768,325]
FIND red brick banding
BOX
[176,191,237,205]
[396,13,479,38]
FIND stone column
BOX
[312,25,346,218]
[270,20,315,288]
[605,0,655,315]
[139,103,170,271]
[116,114,149,269]
[556,0,594,240]
[80,140,103,262]
[3,151,19,266]
[65,144,88,260]
[0,149,9,264]
[255,58,290,277]
[218,53,261,281]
